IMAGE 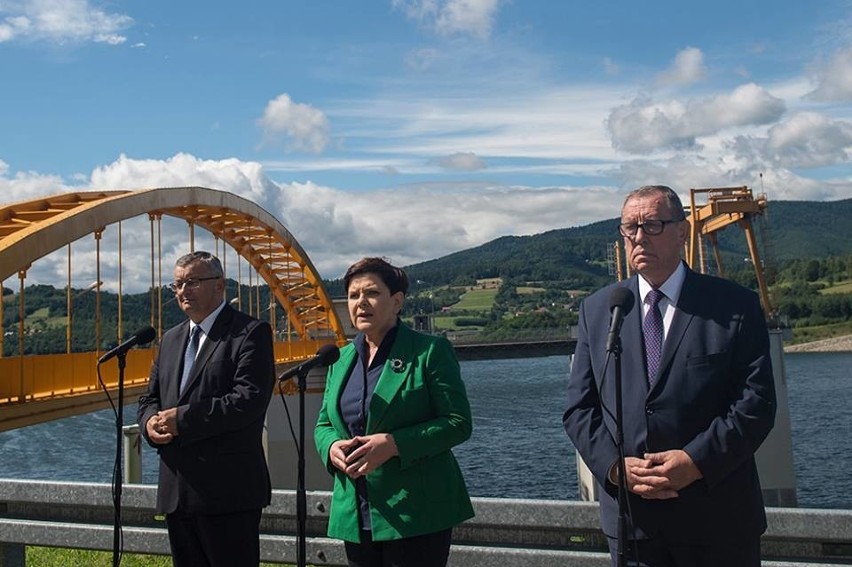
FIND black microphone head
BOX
[316,344,340,366]
[609,287,635,315]
[136,326,157,346]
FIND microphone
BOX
[98,326,157,364]
[278,344,340,382]
[606,288,635,353]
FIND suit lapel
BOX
[161,321,190,404]
[367,326,413,433]
[326,346,358,436]
[653,268,697,390]
[620,278,649,395]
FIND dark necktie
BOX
[643,289,664,385]
[180,326,201,394]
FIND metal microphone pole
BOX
[610,336,628,567]
[296,367,308,567]
[112,352,127,567]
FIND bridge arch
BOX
[0,187,348,427]
[0,186,345,343]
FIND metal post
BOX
[0,543,25,567]
[123,424,142,484]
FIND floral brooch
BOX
[390,358,406,372]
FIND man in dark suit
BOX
[563,185,776,566]
[138,251,275,567]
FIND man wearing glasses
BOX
[138,251,275,566]
[564,185,776,566]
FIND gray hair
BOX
[623,185,686,219]
[175,251,224,277]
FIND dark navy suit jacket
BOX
[138,304,275,516]
[564,267,776,544]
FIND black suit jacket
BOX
[564,267,776,544]
[138,304,275,515]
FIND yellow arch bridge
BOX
[0,187,347,432]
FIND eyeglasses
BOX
[168,276,220,293]
[618,218,684,238]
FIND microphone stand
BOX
[285,367,310,567]
[112,352,127,567]
[609,335,629,567]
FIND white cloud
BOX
[3,153,624,288]
[807,46,852,102]
[4,149,851,291]
[0,0,132,45]
[657,47,706,86]
[393,0,501,39]
[0,162,72,201]
[615,153,851,203]
[90,153,275,210]
[607,83,786,153]
[765,112,852,168]
[257,94,330,154]
[722,112,852,171]
[432,152,485,171]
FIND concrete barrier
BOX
[1,479,850,566]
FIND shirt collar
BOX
[190,300,226,336]
[638,261,686,306]
[354,321,400,370]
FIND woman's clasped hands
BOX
[330,433,399,479]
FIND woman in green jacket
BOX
[315,257,474,567]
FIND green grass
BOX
[450,288,497,311]
[821,279,852,294]
[27,548,173,566]
[431,315,469,331]
[788,320,852,344]
[516,286,546,294]
[26,547,288,566]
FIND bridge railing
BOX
[0,350,154,404]
[1,479,850,566]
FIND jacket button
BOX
[645,407,654,415]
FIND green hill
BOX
[403,198,852,289]
[5,198,852,354]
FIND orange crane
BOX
[612,186,775,322]
[685,186,774,320]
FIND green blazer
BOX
[314,324,475,543]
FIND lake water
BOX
[1,352,850,509]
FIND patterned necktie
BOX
[643,289,664,385]
[180,326,201,394]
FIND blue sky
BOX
[2,0,851,288]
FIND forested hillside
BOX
[399,198,852,290]
[4,198,852,354]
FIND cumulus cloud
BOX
[282,180,621,278]
[0,0,132,45]
[764,112,852,168]
[607,83,786,153]
[90,153,277,209]
[392,0,501,39]
[657,47,706,86]
[6,143,851,292]
[807,47,852,102]
[431,152,485,171]
[257,94,330,154]
[723,112,852,171]
[3,153,624,288]
[0,160,72,201]
[615,153,850,203]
